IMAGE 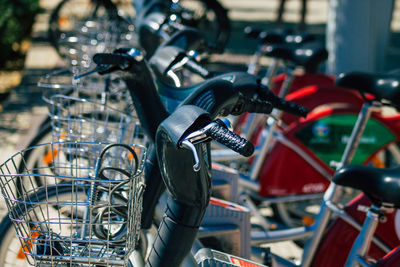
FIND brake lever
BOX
[73,66,105,80]
[73,64,120,80]
[98,65,120,75]
[180,140,201,172]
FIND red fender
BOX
[282,84,365,125]
[271,72,335,95]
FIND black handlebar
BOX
[206,122,254,157]
[259,87,309,117]
[184,57,213,78]
[92,52,135,70]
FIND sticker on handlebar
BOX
[230,256,264,267]
[209,197,246,211]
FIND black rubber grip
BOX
[207,123,254,157]
[247,98,273,114]
[260,89,309,117]
[185,58,212,78]
[244,26,262,39]
[93,53,130,67]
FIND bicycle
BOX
[130,69,400,267]
[0,141,147,266]
[0,45,308,266]
[144,35,400,234]
[144,71,400,267]
[48,0,230,59]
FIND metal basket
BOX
[48,94,142,145]
[39,67,130,107]
[0,141,147,266]
[56,18,135,66]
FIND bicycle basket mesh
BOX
[55,16,135,66]
[48,94,143,145]
[0,141,146,266]
[39,67,131,108]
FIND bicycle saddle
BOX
[335,72,400,110]
[244,27,315,45]
[264,41,328,72]
[333,165,400,207]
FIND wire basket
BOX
[0,141,147,266]
[56,16,136,66]
[39,67,130,109]
[48,94,143,145]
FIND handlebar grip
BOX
[184,58,212,78]
[207,123,254,157]
[93,53,130,66]
[277,98,309,117]
[260,89,309,117]
[244,26,262,39]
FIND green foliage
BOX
[0,0,41,68]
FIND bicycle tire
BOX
[0,185,86,267]
[15,119,52,197]
[48,0,120,58]
[178,0,231,52]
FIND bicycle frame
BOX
[242,101,400,267]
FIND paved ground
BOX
[0,0,399,264]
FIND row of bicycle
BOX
[1,0,400,266]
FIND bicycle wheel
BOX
[178,0,230,52]
[48,0,130,58]
[15,120,52,196]
[0,185,86,267]
[270,142,400,230]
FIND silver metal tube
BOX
[339,103,376,167]
[277,69,295,98]
[259,193,324,205]
[247,46,264,75]
[251,226,313,245]
[388,142,400,164]
[326,201,391,253]
[345,207,380,267]
[301,199,334,267]
[261,58,281,86]
[302,103,378,266]
[249,118,279,180]
[239,194,271,230]
[249,69,296,180]
[238,174,260,192]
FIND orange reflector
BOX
[58,17,69,27]
[371,156,385,168]
[43,149,59,165]
[17,227,40,259]
[59,131,68,141]
[128,147,141,162]
[302,216,315,226]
